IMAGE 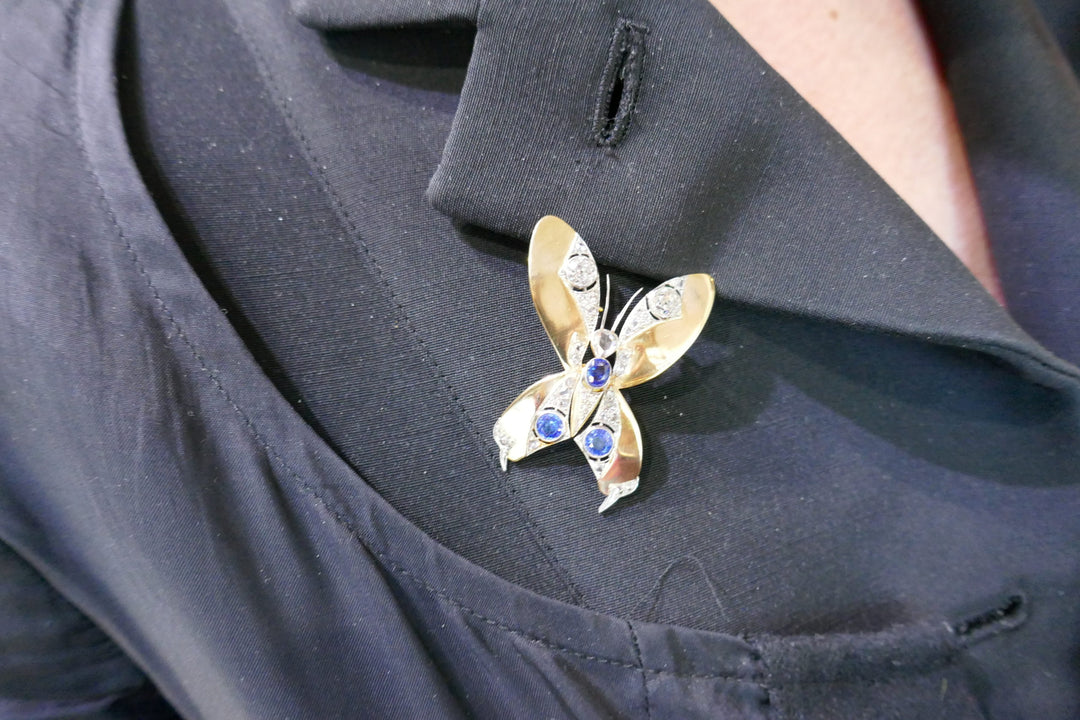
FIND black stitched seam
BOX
[219,5,588,607]
[592,18,648,148]
[627,621,652,719]
[754,634,965,688]
[379,546,762,683]
[967,340,1080,386]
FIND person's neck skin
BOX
[709,0,1004,303]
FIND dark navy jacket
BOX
[2,0,1080,717]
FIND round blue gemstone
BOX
[584,357,612,389]
[534,412,565,443]
[583,427,615,458]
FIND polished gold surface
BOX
[568,375,604,436]
[614,273,716,389]
[597,389,643,496]
[494,371,568,468]
[529,215,596,369]
[493,216,715,512]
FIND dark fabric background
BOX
[2,0,1080,717]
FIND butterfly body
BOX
[493,216,715,513]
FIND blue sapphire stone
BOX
[584,357,612,389]
[583,427,615,458]
[534,412,565,443]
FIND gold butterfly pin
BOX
[493,216,716,513]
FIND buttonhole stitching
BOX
[593,18,648,148]
[950,593,1027,645]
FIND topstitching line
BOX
[220,0,587,608]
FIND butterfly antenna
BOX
[611,287,644,335]
[598,274,611,331]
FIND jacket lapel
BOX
[920,0,1080,367]
[294,0,1080,391]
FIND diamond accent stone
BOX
[494,421,514,450]
[597,398,620,426]
[570,376,604,432]
[559,254,598,290]
[574,290,600,333]
[556,237,602,343]
[567,332,588,367]
[648,285,682,320]
[618,278,686,343]
[548,376,576,406]
[619,311,649,342]
[590,329,618,358]
[598,478,639,513]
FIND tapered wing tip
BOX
[499,449,508,472]
[597,478,640,513]
[533,215,573,231]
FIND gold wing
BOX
[493,370,577,470]
[493,217,603,468]
[573,388,643,513]
[612,274,715,388]
[528,215,602,369]
[580,274,714,512]
[493,216,716,514]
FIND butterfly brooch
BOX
[493,216,715,513]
